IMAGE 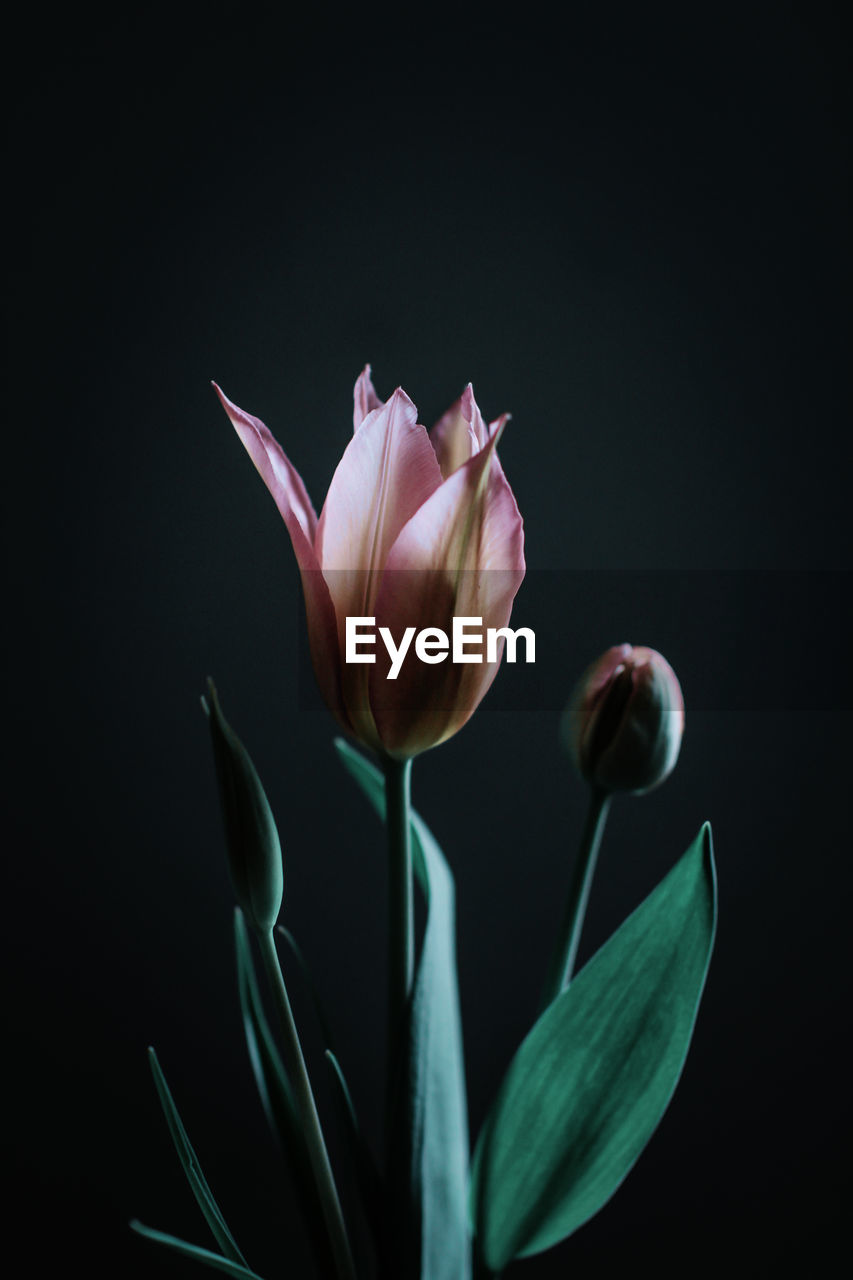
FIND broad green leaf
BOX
[130,1220,266,1278]
[335,739,470,1280]
[147,1048,247,1266]
[471,823,717,1271]
[234,911,337,1278]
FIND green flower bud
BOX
[202,679,283,934]
[562,644,684,794]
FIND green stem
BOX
[257,930,357,1280]
[382,755,414,1274]
[540,785,611,1009]
[383,755,414,1089]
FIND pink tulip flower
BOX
[214,368,525,758]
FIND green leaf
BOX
[276,924,338,1055]
[471,822,717,1271]
[203,681,283,936]
[268,920,380,1274]
[324,1047,383,1214]
[234,909,297,1143]
[234,911,337,1278]
[335,738,471,1280]
[325,1049,384,1274]
[130,1220,267,1278]
[147,1048,247,1266]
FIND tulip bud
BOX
[562,644,684,794]
[202,679,283,934]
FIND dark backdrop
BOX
[8,4,850,1277]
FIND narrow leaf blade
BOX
[234,911,338,1279]
[147,1049,247,1266]
[471,823,717,1270]
[234,909,297,1144]
[130,1221,266,1279]
[324,1049,381,1216]
[325,1049,384,1274]
[276,924,338,1055]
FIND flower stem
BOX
[540,785,611,1009]
[257,930,357,1280]
[382,754,414,1270]
[383,756,414,1073]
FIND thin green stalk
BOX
[382,754,414,1274]
[257,930,357,1280]
[383,755,414,1086]
[540,785,611,1009]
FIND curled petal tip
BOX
[430,383,497,476]
[353,364,383,430]
[212,382,251,424]
[490,413,510,444]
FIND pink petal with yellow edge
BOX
[353,364,383,431]
[429,383,490,480]
[213,383,351,733]
[316,387,444,615]
[316,387,444,742]
[369,429,525,756]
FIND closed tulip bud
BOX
[202,679,283,935]
[563,644,684,794]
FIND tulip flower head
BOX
[214,368,525,758]
[563,644,684,794]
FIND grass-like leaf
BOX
[325,1048,384,1277]
[271,918,380,1273]
[276,924,338,1056]
[470,823,717,1270]
[147,1048,247,1266]
[130,1220,266,1278]
[234,910,297,1142]
[233,910,337,1277]
[335,738,471,1280]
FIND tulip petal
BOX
[430,384,490,480]
[369,429,525,756]
[316,387,444,616]
[213,384,350,732]
[353,364,383,431]
[316,387,444,744]
[214,383,319,546]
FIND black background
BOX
[8,3,850,1277]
